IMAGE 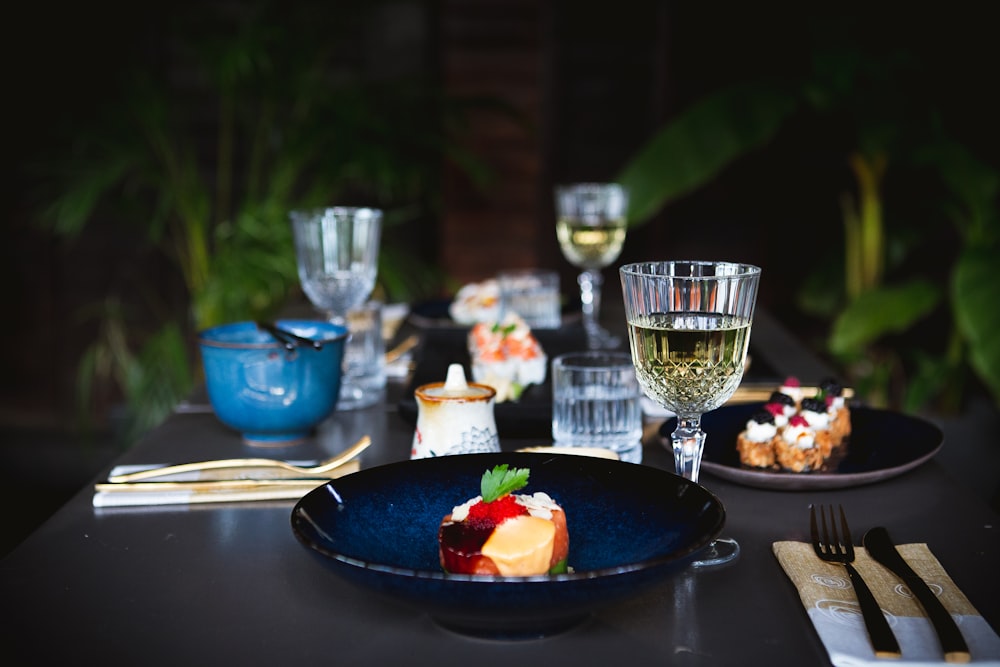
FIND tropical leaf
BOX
[616,80,801,224]
[828,280,941,356]
[952,245,1000,404]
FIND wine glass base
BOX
[690,537,740,568]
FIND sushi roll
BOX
[799,397,836,458]
[468,313,547,402]
[774,415,826,472]
[818,377,851,443]
[766,391,796,426]
[778,376,805,408]
[450,279,501,325]
[736,408,779,468]
[439,465,569,576]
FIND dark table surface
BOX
[2,309,997,667]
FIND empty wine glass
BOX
[555,183,628,349]
[291,207,383,410]
[619,261,760,567]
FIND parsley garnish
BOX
[480,464,529,503]
[490,322,517,336]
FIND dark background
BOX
[2,1,997,554]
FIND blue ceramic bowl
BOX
[198,320,348,445]
[291,452,725,639]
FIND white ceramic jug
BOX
[411,363,499,459]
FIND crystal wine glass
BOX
[619,261,760,567]
[290,206,382,409]
[555,183,629,349]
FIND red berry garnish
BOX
[465,494,527,530]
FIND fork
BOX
[810,504,902,659]
[107,435,371,483]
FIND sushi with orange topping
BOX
[438,465,569,576]
[467,314,547,402]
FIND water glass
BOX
[497,268,561,329]
[290,206,383,410]
[551,351,643,463]
[340,300,386,410]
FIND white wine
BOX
[556,217,626,270]
[627,312,751,415]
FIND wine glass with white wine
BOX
[555,183,628,349]
[619,261,760,568]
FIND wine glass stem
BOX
[671,416,706,484]
[578,269,603,347]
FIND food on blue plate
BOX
[736,377,852,472]
[467,314,547,403]
[438,464,569,576]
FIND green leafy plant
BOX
[33,2,495,444]
[616,40,1000,415]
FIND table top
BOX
[2,314,997,667]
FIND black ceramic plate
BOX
[290,452,725,639]
[397,327,589,438]
[659,403,943,491]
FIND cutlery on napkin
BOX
[93,437,368,507]
[93,461,359,507]
[774,541,1000,666]
[864,527,971,662]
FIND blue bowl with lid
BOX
[198,320,348,446]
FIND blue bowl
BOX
[198,320,348,445]
[290,452,725,639]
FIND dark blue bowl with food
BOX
[290,452,725,639]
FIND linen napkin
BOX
[773,541,1000,665]
[93,460,358,507]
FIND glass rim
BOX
[619,260,761,279]
[555,182,627,191]
[289,206,384,221]
[552,350,635,370]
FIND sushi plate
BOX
[658,403,944,491]
[398,327,589,439]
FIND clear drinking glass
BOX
[555,183,628,349]
[290,207,383,409]
[619,260,761,567]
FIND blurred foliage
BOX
[617,26,1000,415]
[32,1,503,444]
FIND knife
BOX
[863,527,971,663]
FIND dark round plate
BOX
[659,404,943,491]
[290,452,725,639]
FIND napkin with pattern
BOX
[773,541,1000,666]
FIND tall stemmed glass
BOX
[619,261,760,567]
[555,183,628,349]
[291,207,382,409]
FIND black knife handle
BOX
[905,575,971,662]
[845,563,902,658]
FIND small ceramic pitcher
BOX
[411,363,499,459]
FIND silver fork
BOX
[810,504,901,659]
